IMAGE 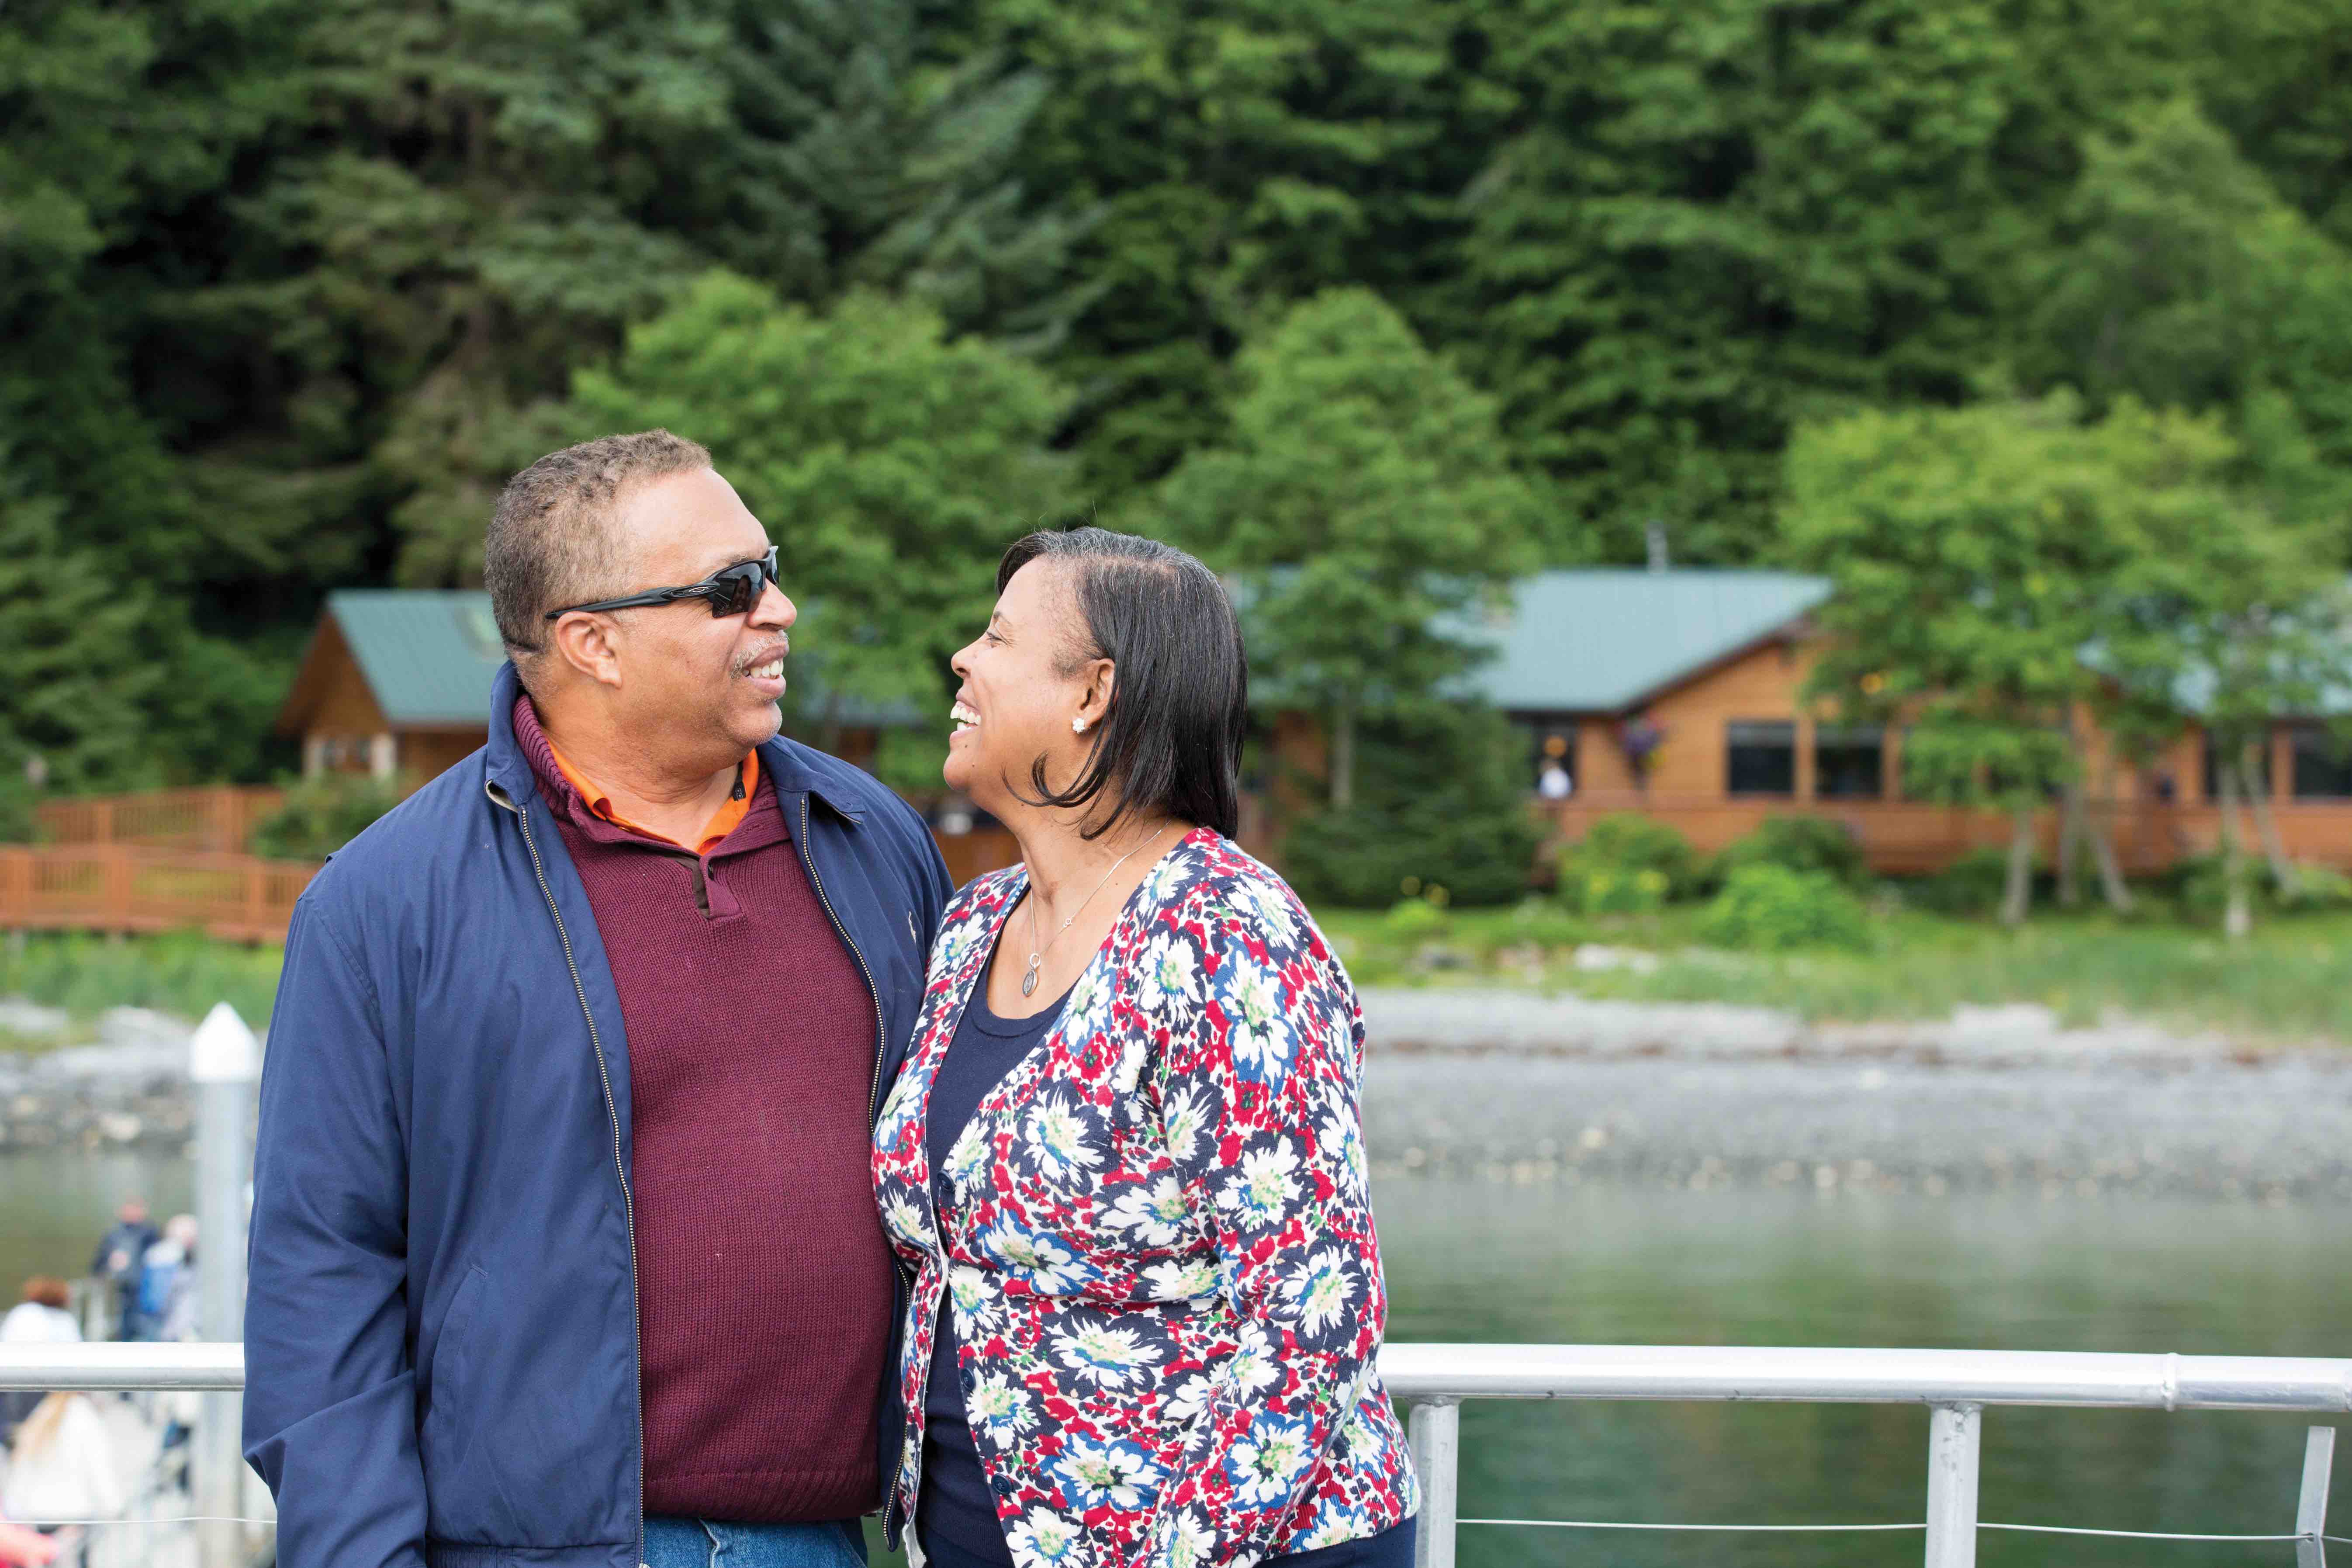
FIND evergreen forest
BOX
[8,0,2352,795]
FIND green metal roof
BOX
[328,590,508,725]
[324,589,923,728]
[1466,569,1833,714]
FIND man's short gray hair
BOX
[483,429,713,658]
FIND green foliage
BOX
[2172,856,2352,922]
[2022,99,2352,527]
[983,0,1497,501]
[1157,289,1541,805]
[1380,896,1452,941]
[1457,0,2065,562]
[1911,848,2015,917]
[1701,864,1871,952]
[1713,817,1870,889]
[1785,394,2269,811]
[248,776,407,861]
[1564,865,1670,918]
[0,932,284,1033]
[1555,814,1702,906]
[1279,706,1543,908]
[571,274,1074,714]
[0,483,159,792]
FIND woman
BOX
[873,528,1416,1568]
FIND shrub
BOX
[2175,855,2352,918]
[1554,813,1699,911]
[1381,895,1450,940]
[1700,864,1871,951]
[1910,847,2013,916]
[249,775,407,860]
[1713,815,1868,887]
[1281,705,1545,907]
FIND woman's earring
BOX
[1072,717,1089,734]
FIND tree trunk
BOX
[2218,761,2252,940]
[2240,748,2297,900]
[2086,801,2134,913]
[1999,804,2035,928]
[1329,701,1356,812]
[2055,786,2082,908]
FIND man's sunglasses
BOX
[544,547,780,623]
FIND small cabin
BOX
[1477,569,2352,874]
[275,591,910,786]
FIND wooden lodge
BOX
[1479,570,2352,875]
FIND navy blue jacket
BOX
[244,664,952,1568]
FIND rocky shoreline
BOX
[7,988,2349,1202]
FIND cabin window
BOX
[2290,725,2352,799]
[1814,725,1885,800]
[1726,721,1796,796]
[2201,733,2269,803]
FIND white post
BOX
[368,733,398,780]
[191,1002,259,1568]
[1408,1400,1459,1568]
[1924,1403,1981,1568]
[2298,1426,2335,1568]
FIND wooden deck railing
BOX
[0,830,1027,944]
[0,845,316,943]
[36,786,287,853]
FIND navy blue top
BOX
[919,965,1068,1565]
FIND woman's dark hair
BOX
[998,526,1246,841]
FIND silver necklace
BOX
[1021,826,1175,997]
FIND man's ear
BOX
[550,612,626,689]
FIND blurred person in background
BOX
[0,1281,79,1444]
[85,1202,154,1342]
[1,1391,124,1551]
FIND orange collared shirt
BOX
[543,739,760,855]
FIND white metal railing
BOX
[5,1342,2346,1567]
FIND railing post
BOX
[2298,1426,2334,1568]
[1408,1399,1458,1568]
[192,1003,260,1568]
[1924,1402,1981,1568]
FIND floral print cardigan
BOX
[872,828,1417,1568]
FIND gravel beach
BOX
[1357,988,2352,1201]
[8,988,2350,1201]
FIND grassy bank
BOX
[7,905,2352,1051]
[0,932,283,1048]
[1317,902,2352,1045]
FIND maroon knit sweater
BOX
[515,697,891,1522]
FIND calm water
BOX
[6,1156,2345,1565]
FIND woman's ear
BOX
[1076,658,1117,734]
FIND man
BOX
[88,1199,156,1341]
[245,431,951,1568]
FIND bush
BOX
[2174,855,2352,918]
[249,775,407,860]
[1554,813,1699,912]
[1700,864,1871,951]
[1712,815,1868,888]
[1281,706,1545,907]
[1910,847,2013,916]
[1381,895,1450,940]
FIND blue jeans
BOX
[642,1516,868,1568]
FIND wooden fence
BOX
[36,786,286,853]
[0,846,315,943]
[1,829,1026,945]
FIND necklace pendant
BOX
[1021,955,1041,997]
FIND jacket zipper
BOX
[793,794,903,1536]
[506,793,648,1567]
